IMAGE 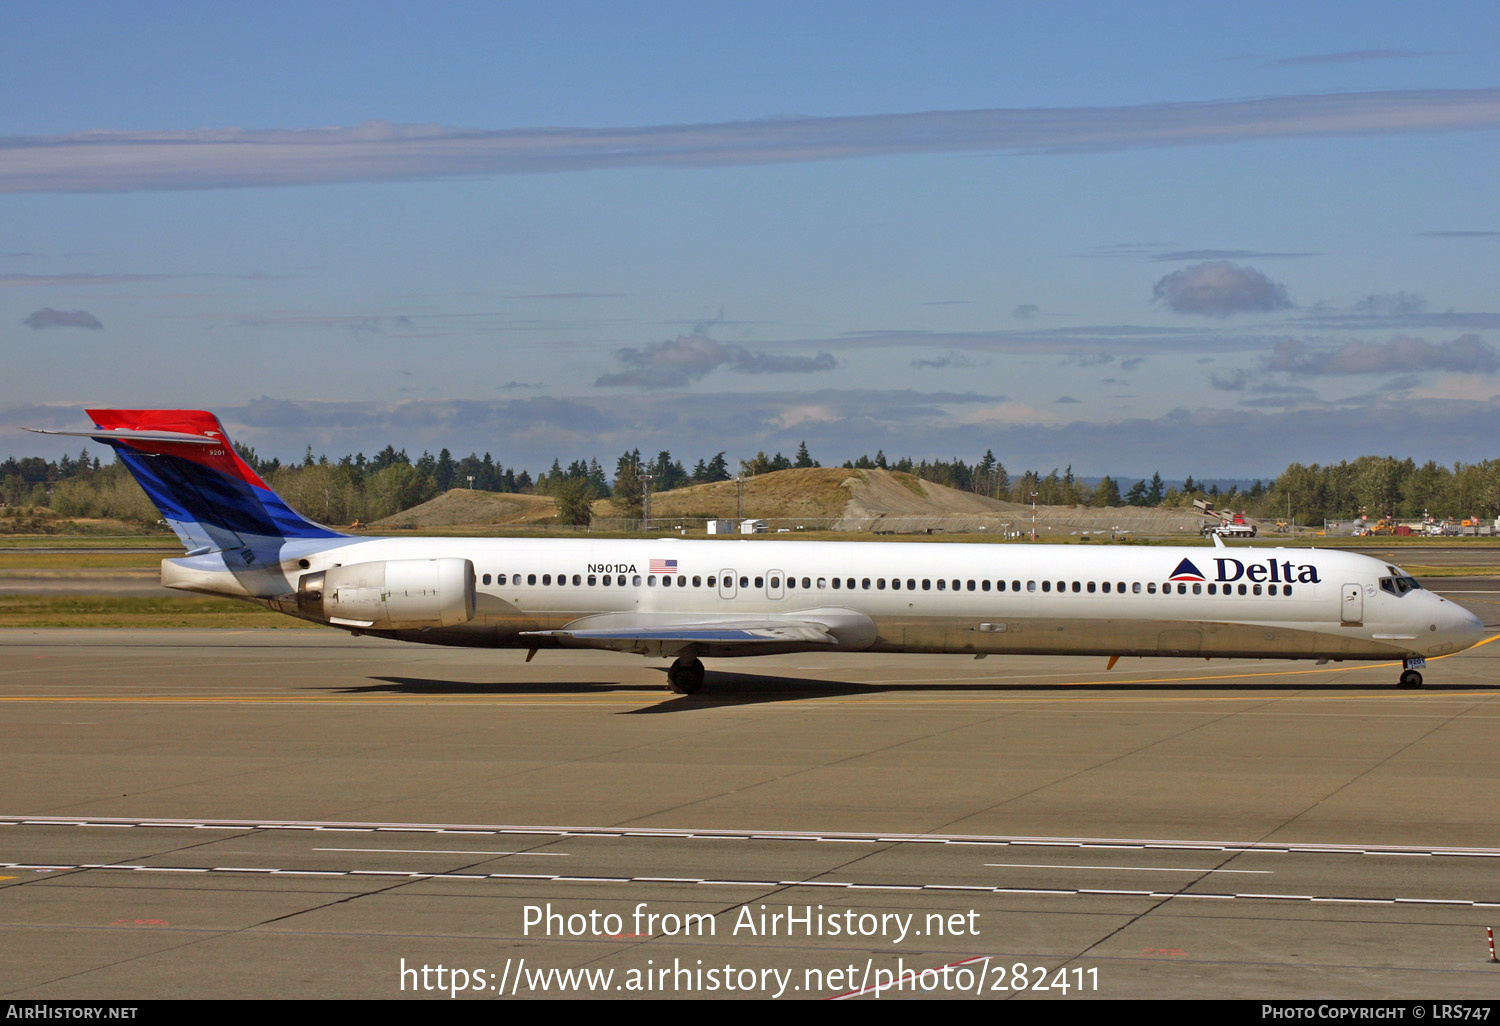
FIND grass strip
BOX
[0,595,325,629]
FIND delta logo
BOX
[1166,557,1323,584]
[1169,558,1206,582]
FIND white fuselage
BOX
[163,536,1483,664]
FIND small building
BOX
[706,519,735,535]
[740,519,768,534]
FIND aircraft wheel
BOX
[667,657,705,695]
[1398,669,1423,689]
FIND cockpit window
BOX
[1379,575,1422,595]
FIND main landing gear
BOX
[1398,657,1424,689]
[666,656,705,695]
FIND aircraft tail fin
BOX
[33,410,345,555]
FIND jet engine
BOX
[297,557,475,629]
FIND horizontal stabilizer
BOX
[26,427,220,445]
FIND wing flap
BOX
[523,616,837,656]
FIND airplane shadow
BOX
[336,678,647,696]
[323,667,1497,713]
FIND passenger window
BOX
[707,576,716,587]
[1192,584,1201,595]
[832,578,841,589]
[693,576,702,587]
[527,574,537,585]
[802,577,810,589]
[1284,585,1294,596]
[1207,584,1215,594]
[817,577,826,588]
[770,577,780,589]
[1177,583,1186,595]
[601,575,610,586]
[1147,583,1156,594]
[891,579,901,590]
[1012,581,1021,591]
[482,573,491,585]
[497,574,507,586]
[861,578,870,589]
[1087,582,1096,593]
[1101,582,1110,593]
[1132,582,1141,594]
[877,578,886,590]
[647,576,656,587]
[967,580,976,591]
[922,579,931,590]
[1268,584,1278,595]
[588,575,597,586]
[1071,581,1081,593]
[542,574,551,585]
[982,580,991,592]
[1238,584,1247,595]
[1042,581,1051,593]
[755,577,765,588]
[1027,581,1036,592]
[740,577,749,588]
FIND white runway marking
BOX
[314,847,570,857]
[984,862,1270,874]
[6,814,1500,859]
[3,860,1494,910]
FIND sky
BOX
[4,1,1499,481]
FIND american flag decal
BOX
[649,559,678,574]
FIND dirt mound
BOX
[636,467,857,521]
[365,470,1221,539]
[836,472,1028,531]
[370,489,556,529]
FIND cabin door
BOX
[718,569,737,601]
[1340,583,1363,625]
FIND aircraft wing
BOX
[522,614,839,657]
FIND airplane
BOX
[28,409,1485,694]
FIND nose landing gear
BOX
[1398,657,1425,689]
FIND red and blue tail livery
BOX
[31,409,344,555]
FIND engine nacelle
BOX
[297,558,475,629]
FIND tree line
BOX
[4,441,1498,530]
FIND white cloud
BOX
[1152,262,1293,317]
[594,333,836,388]
[5,89,1499,192]
[23,308,102,330]
[1267,334,1499,375]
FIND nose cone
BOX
[1434,596,1485,654]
